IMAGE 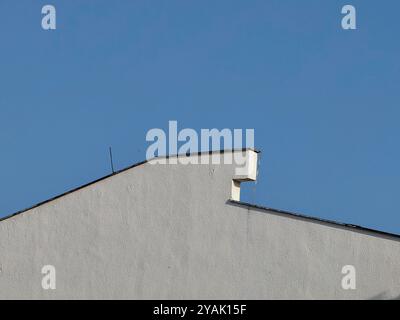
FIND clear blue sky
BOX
[1,1,399,233]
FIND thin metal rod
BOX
[109,147,115,174]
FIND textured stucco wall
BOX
[0,150,399,299]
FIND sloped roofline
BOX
[1,148,399,242]
[0,148,258,223]
[228,200,400,241]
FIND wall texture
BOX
[0,150,399,299]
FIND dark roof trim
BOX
[0,160,148,224]
[228,200,400,241]
[4,147,397,242]
[0,148,258,223]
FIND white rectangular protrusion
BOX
[231,150,258,201]
[233,150,258,181]
[231,180,241,201]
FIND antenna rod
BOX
[109,147,115,174]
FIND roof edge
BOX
[0,148,259,223]
[228,200,400,241]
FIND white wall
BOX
[0,150,399,299]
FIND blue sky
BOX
[0,1,399,233]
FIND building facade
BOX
[0,149,399,299]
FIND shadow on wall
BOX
[369,292,400,300]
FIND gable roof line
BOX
[0,148,258,223]
[228,200,400,241]
[2,148,398,242]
